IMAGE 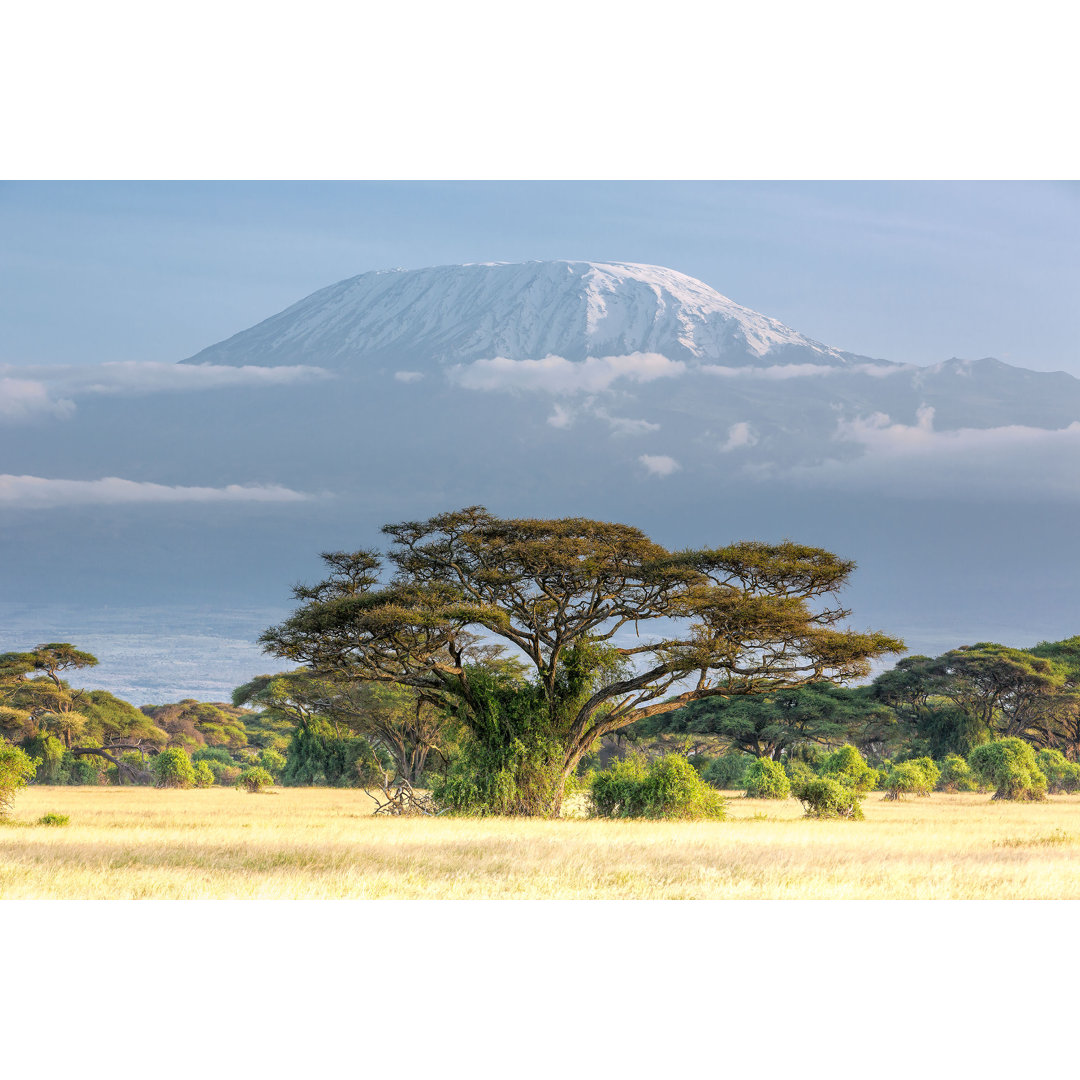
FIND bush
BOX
[192,761,215,788]
[191,746,235,767]
[907,756,941,794]
[67,754,104,786]
[152,747,196,789]
[821,744,878,793]
[1033,748,1080,793]
[38,812,70,826]
[784,758,817,785]
[883,761,934,800]
[590,753,727,821]
[700,751,751,790]
[969,738,1048,801]
[791,776,864,820]
[743,757,791,799]
[937,754,977,792]
[237,766,274,793]
[0,739,39,818]
[257,748,287,778]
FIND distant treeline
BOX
[3,636,1080,795]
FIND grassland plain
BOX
[5,785,1080,899]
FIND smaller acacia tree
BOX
[0,738,38,818]
[968,738,1047,801]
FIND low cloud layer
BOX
[639,454,680,477]
[791,405,1080,500]
[702,361,901,380]
[448,352,686,395]
[0,475,312,508]
[0,362,331,423]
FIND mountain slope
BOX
[183,260,872,369]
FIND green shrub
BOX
[1035,749,1080,794]
[257,748,287,778]
[590,753,726,821]
[191,746,235,767]
[0,739,39,818]
[237,766,274,793]
[791,776,864,820]
[67,754,104,786]
[38,812,70,826]
[22,733,65,784]
[883,761,934,800]
[821,744,878,793]
[969,738,1048,801]
[784,758,817,785]
[192,761,215,788]
[906,756,940,794]
[743,757,791,799]
[151,747,196,789]
[937,754,977,792]
[700,751,751,790]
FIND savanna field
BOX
[5,786,1080,899]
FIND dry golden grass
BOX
[5,785,1080,898]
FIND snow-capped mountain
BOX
[183,260,871,370]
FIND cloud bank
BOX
[0,362,331,422]
[448,352,686,395]
[702,361,901,380]
[0,475,312,508]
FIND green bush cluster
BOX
[937,754,978,792]
[589,754,727,821]
[700,751,751,790]
[790,776,864,820]
[968,738,1048,801]
[883,760,935,800]
[38,812,70,826]
[0,739,39,818]
[821,744,879,793]
[152,747,196,789]
[743,757,791,799]
[1034,749,1080,794]
[237,766,274,793]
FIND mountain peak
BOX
[182,259,866,370]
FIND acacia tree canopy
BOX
[261,507,903,814]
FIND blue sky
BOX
[3,180,1078,374]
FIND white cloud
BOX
[639,454,681,477]
[790,404,1080,500]
[0,362,331,423]
[394,370,424,383]
[448,352,686,395]
[547,404,573,429]
[0,475,312,508]
[0,378,75,421]
[702,362,900,380]
[720,421,758,452]
[592,406,660,436]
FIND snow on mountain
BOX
[182,260,871,370]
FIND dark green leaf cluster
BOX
[790,776,864,820]
[742,757,791,799]
[968,738,1048,801]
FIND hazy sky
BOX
[3,180,1078,374]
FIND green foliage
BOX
[589,753,727,821]
[784,758,817,785]
[192,761,215,788]
[700,751,751,789]
[968,738,1048,801]
[937,754,977,792]
[821,744,878,793]
[38,812,69,826]
[883,761,934,800]
[281,721,380,787]
[65,753,104,786]
[743,757,791,799]
[237,766,274,793]
[906,756,941,792]
[22,732,66,783]
[791,776,864,820]
[0,738,39,818]
[257,748,287,778]
[151,747,196,789]
[1035,748,1080,794]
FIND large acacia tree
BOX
[261,507,903,815]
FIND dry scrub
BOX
[4,786,1080,899]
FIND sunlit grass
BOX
[5,786,1080,898]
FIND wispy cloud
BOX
[702,361,900,380]
[0,475,312,508]
[0,362,331,423]
[639,454,680,477]
[394,370,424,383]
[448,352,686,395]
